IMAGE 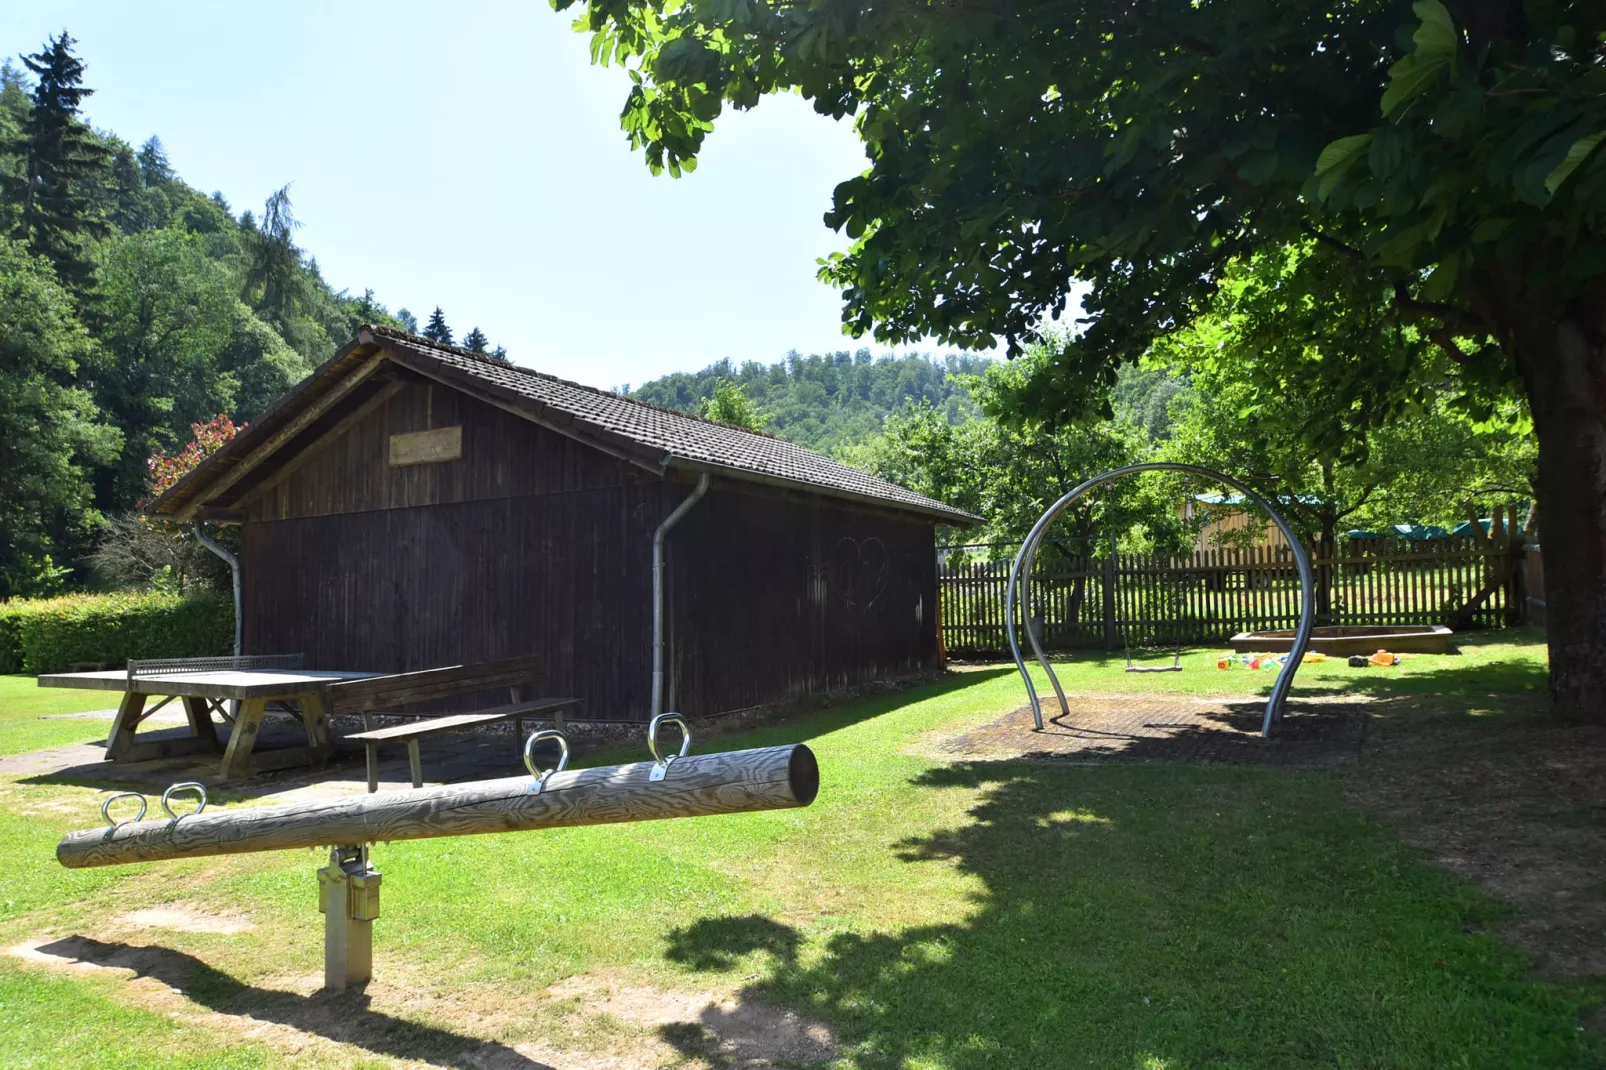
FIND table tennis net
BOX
[126,654,305,685]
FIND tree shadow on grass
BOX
[662,759,1602,1069]
[26,936,551,1069]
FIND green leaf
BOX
[1315,134,1373,177]
[1314,135,1372,200]
[1380,54,1449,117]
[1410,0,1458,61]
[1420,254,1460,302]
[1544,130,1606,196]
[1239,151,1279,186]
[1470,217,1514,243]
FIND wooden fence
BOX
[938,537,1526,657]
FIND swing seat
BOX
[1124,664,1184,673]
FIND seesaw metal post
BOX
[318,844,381,991]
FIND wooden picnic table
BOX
[37,668,383,780]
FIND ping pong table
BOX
[37,655,382,780]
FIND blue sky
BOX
[0,1,945,389]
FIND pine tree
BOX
[488,345,510,364]
[1,33,111,291]
[462,326,488,353]
[242,185,306,333]
[422,307,452,344]
[107,145,156,232]
[136,136,173,185]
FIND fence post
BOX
[1101,543,1117,650]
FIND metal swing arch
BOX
[1004,463,1317,737]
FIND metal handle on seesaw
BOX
[160,782,208,819]
[101,792,147,827]
[523,729,569,794]
[647,713,691,782]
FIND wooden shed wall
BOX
[242,486,661,715]
[237,375,941,720]
[239,379,663,714]
[664,486,939,714]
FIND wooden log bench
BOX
[346,696,582,792]
[323,656,581,792]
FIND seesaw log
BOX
[58,744,817,869]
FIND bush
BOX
[0,591,233,675]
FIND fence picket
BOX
[936,536,1524,657]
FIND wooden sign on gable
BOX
[389,426,462,467]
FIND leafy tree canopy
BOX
[699,378,769,430]
[0,236,120,597]
[0,33,426,584]
[558,0,1604,721]
[631,349,989,454]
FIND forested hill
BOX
[629,350,992,455]
[0,35,455,597]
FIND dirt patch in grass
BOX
[548,973,839,1068]
[9,934,838,1068]
[1343,698,1606,987]
[116,906,256,935]
[933,694,1370,765]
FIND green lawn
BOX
[0,675,123,758]
[0,632,1597,1068]
[999,626,1551,700]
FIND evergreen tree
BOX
[396,307,418,334]
[462,326,488,353]
[488,344,509,363]
[136,136,173,185]
[242,185,308,335]
[422,307,452,344]
[107,145,157,232]
[1,33,110,291]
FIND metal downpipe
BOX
[652,473,711,718]
[1005,463,1316,737]
[193,522,242,658]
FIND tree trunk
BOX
[1317,512,1338,625]
[1511,280,1606,725]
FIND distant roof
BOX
[153,326,980,526]
[1192,492,1323,507]
[1347,524,1452,541]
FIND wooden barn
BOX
[152,326,978,721]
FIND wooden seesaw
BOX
[56,714,819,989]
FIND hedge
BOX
[0,591,233,675]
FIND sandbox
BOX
[1228,624,1453,656]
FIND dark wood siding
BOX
[242,484,663,716]
[664,486,939,714]
[242,379,641,523]
[236,379,943,722]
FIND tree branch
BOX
[1299,222,1368,263]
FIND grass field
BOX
[0,631,1597,1068]
[0,675,124,758]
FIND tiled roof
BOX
[369,327,980,525]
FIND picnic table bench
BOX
[37,653,580,784]
[347,696,582,791]
[322,655,581,792]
